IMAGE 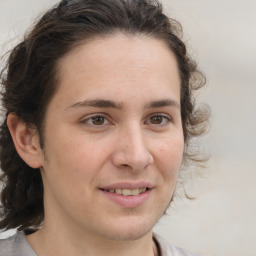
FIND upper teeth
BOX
[107,188,147,196]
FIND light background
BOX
[0,1,255,256]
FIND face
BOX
[39,34,184,241]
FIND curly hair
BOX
[0,0,210,231]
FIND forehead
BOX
[59,33,179,78]
[52,33,180,107]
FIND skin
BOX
[8,33,184,256]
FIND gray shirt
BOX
[0,232,199,256]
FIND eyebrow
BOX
[145,99,180,109]
[67,98,180,111]
[67,99,123,110]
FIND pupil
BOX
[92,116,104,125]
[151,116,162,124]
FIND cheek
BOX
[155,137,184,178]
[42,139,98,204]
[44,132,108,184]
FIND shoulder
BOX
[0,233,16,256]
[154,233,200,256]
[0,232,37,256]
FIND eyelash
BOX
[144,114,172,126]
[80,114,110,127]
[80,113,172,128]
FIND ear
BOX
[7,113,43,169]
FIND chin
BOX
[103,227,153,242]
[98,214,157,241]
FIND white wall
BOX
[1,1,256,255]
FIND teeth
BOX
[115,189,122,195]
[131,188,139,196]
[122,189,132,196]
[140,188,146,193]
[107,188,147,196]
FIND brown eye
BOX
[145,114,171,127]
[91,116,105,125]
[81,114,111,129]
[150,115,163,124]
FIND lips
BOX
[100,182,153,193]
[103,188,147,196]
[99,182,153,207]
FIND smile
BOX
[100,182,153,207]
[105,188,147,196]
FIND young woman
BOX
[0,0,209,255]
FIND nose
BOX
[111,125,154,171]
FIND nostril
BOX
[120,164,130,168]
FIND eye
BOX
[145,114,171,126]
[81,115,110,126]
[90,116,106,125]
[150,115,164,124]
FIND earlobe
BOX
[7,113,43,169]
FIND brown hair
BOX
[0,0,209,231]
